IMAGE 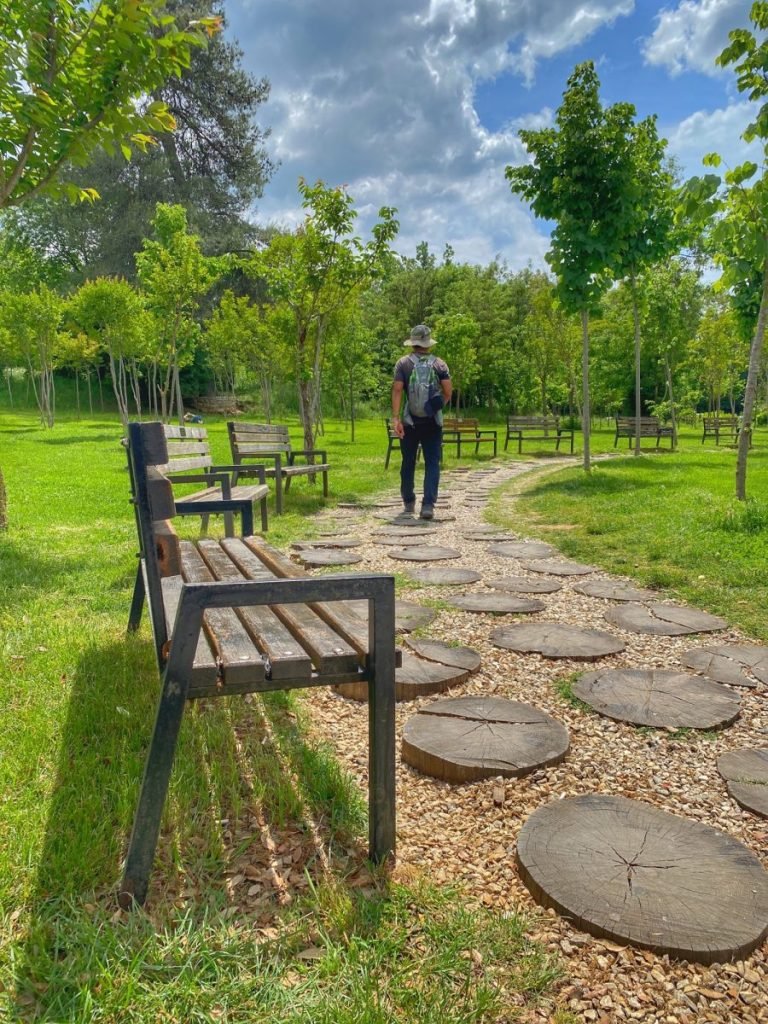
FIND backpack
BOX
[404,354,443,426]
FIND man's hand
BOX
[393,416,405,438]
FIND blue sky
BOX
[226,0,760,270]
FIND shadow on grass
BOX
[12,636,372,1021]
[38,434,118,445]
[0,537,82,614]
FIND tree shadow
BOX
[0,537,82,614]
[38,434,118,445]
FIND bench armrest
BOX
[289,448,328,463]
[170,471,233,498]
[210,462,267,484]
[174,495,257,535]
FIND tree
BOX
[0,0,218,526]
[691,297,747,416]
[0,286,64,426]
[679,1,768,499]
[247,180,398,452]
[506,62,634,471]
[433,312,480,414]
[3,1,273,282]
[136,203,222,423]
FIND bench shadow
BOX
[12,636,372,1021]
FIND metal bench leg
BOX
[385,439,393,469]
[259,494,268,533]
[275,473,284,515]
[128,563,145,633]
[322,470,328,499]
[367,587,396,863]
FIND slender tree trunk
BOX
[5,369,12,407]
[75,372,81,419]
[735,260,768,500]
[86,370,93,414]
[631,271,641,458]
[0,467,6,530]
[663,354,677,448]
[350,376,356,442]
[581,308,591,472]
[97,365,104,411]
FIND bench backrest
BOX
[507,415,560,428]
[616,416,661,429]
[158,424,214,475]
[703,416,738,426]
[443,417,479,431]
[228,421,292,462]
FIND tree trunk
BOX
[0,467,6,530]
[631,270,641,458]
[735,259,768,501]
[663,353,677,448]
[581,307,591,473]
[75,372,81,419]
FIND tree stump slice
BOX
[406,567,483,585]
[516,793,768,964]
[294,549,363,568]
[336,651,468,702]
[487,541,557,559]
[344,599,436,633]
[402,696,569,782]
[486,576,563,595]
[463,525,511,537]
[573,669,741,730]
[292,537,361,550]
[463,532,515,542]
[448,593,546,614]
[405,638,481,673]
[491,623,625,660]
[388,546,461,562]
[573,581,658,602]
[374,534,439,547]
[717,748,768,818]
[520,558,596,576]
[681,644,768,688]
[375,512,456,524]
[372,525,441,537]
[606,603,728,636]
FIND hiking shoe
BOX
[420,504,434,520]
[403,500,416,515]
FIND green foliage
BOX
[0,1,219,209]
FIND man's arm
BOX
[441,377,453,408]
[391,380,405,438]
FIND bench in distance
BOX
[504,415,574,454]
[228,422,330,515]
[614,416,674,449]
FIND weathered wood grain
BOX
[491,623,625,660]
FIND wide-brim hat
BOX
[403,324,437,347]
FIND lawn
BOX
[0,407,561,1024]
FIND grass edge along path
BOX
[494,449,768,643]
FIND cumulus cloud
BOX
[229,0,631,269]
[642,0,752,76]
[666,100,763,171]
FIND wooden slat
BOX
[161,575,219,689]
[238,537,370,659]
[155,520,181,577]
[233,442,290,455]
[179,542,267,687]
[197,539,312,681]
[219,538,359,675]
[158,456,213,475]
[165,441,211,457]
[232,423,290,437]
[146,469,176,521]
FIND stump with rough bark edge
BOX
[492,623,625,660]
[605,603,727,636]
[402,696,569,782]
[681,644,768,688]
[405,567,482,585]
[519,558,595,576]
[717,748,768,818]
[293,549,363,567]
[573,669,741,730]
[573,580,658,602]
[516,794,768,964]
[388,546,461,562]
[405,638,481,674]
[486,576,562,594]
[487,540,556,559]
[448,593,546,614]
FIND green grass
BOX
[0,405,562,1023]
[507,436,768,641]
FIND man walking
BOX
[391,324,452,519]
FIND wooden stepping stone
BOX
[405,638,481,674]
[402,696,569,782]
[717,748,768,817]
[573,580,658,602]
[520,558,595,576]
[681,644,768,689]
[487,541,556,559]
[516,793,768,964]
[448,594,545,614]
[293,549,363,568]
[405,567,482,585]
[486,576,562,595]
[336,651,469,702]
[573,669,740,730]
[344,599,436,633]
[292,537,361,550]
[374,534,438,547]
[375,512,456,523]
[372,525,441,537]
[388,546,461,562]
[491,623,624,660]
[462,525,506,536]
[605,603,727,636]
[462,531,513,542]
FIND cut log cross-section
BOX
[717,748,768,818]
[516,794,768,964]
[491,623,625,660]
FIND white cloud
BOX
[643,0,752,76]
[666,100,762,173]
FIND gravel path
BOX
[302,459,768,1023]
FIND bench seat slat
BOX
[179,542,268,687]
[192,539,313,681]
[161,575,219,689]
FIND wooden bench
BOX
[228,422,330,514]
[614,416,674,449]
[702,416,739,444]
[442,418,498,457]
[504,416,574,453]
[120,421,396,907]
[156,424,269,537]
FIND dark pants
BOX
[400,419,442,507]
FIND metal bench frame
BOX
[504,416,575,454]
[121,422,396,907]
